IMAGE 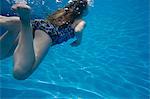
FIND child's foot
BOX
[12,3,31,21]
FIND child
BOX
[0,0,88,80]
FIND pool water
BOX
[0,0,150,98]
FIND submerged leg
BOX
[0,16,21,59]
[12,3,35,80]
[0,15,20,28]
[12,3,51,80]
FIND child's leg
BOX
[0,16,21,59]
[12,3,51,80]
[0,15,20,31]
[12,3,36,80]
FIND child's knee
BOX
[13,66,31,80]
[0,16,7,24]
[0,16,20,26]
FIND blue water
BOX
[0,0,150,98]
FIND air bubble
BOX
[64,7,69,11]
[6,14,9,16]
[87,0,94,7]
[76,7,79,10]
[42,1,45,5]
[62,21,65,24]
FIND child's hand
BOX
[70,40,81,47]
[75,21,86,32]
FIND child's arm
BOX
[70,32,83,47]
[70,20,86,47]
[74,20,86,32]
